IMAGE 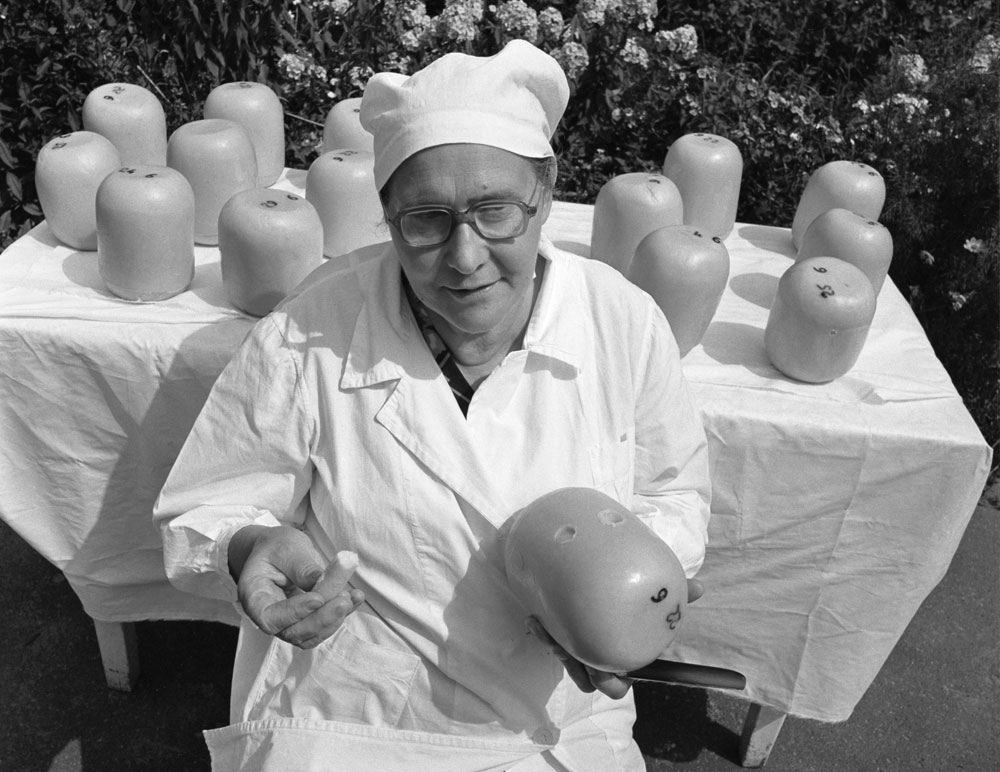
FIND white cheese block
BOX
[204,82,285,187]
[796,207,894,295]
[96,165,195,301]
[218,188,324,317]
[662,132,743,239]
[628,224,731,357]
[82,83,168,166]
[322,97,374,154]
[791,160,885,249]
[36,131,121,251]
[590,172,684,274]
[305,149,387,258]
[765,256,877,383]
[167,119,258,245]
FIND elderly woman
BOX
[154,40,711,771]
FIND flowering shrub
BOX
[0,0,996,447]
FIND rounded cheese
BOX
[590,172,684,274]
[204,82,286,187]
[629,224,731,357]
[504,487,688,673]
[218,189,324,317]
[36,131,121,250]
[305,149,388,258]
[797,207,893,295]
[765,256,877,383]
[791,160,885,249]
[323,97,374,154]
[662,132,743,239]
[82,82,168,166]
[96,165,195,301]
[167,118,257,245]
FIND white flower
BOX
[970,34,1000,73]
[655,25,698,60]
[436,0,485,43]
[495,0,539,43]
[577,0,610,26]
[889,93,929,118]
[963,237,986,254]
[552,41,590,80]
[620,37,649,68]
[895,53,929,88]
[278,53,309,81]
[537,6,563,40]
[948,291,969,311]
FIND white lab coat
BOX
[154,236,711,771]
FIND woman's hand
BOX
[228,524,365,649]
[527,577,705,699]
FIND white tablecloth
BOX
[0,170,990,722]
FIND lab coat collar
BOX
[341,236,586,390]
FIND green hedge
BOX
[1,0,997,454]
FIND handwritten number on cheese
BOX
[817,284,835,298]
[650,587,669,603]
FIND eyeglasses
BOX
[386,200,539,247]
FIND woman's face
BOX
[382,144,551,344]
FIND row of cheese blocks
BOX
[34,81,383,315]
[591,133,890,384]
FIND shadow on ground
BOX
[2,486,997,772]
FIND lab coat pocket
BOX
[589,426,635,503]
[249,622,420,728]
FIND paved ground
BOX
[1,483,997,772]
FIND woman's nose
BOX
[444,221,489,274]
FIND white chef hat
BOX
[360,40,570,191]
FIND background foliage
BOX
[1,0,997,455]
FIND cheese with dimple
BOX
[218,188,324,317]
[166,118,258,245]
[791,160,885,249]
[96,165,195,301]
[503,487,688,673]
[590,172,683,274]
[323,97,374,154]
[628,225,731,357]
[765,256,877,383]
[204,82,285,187]
[661,132,743,239]
[306,149,387,258]
[82,82,168,166]
[797,207,894,295]
[36,131,121,251]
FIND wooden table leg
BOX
[739,702,787,767]
[92,619,140,691]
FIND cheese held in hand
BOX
[791,160,885,249]
[218,189,324,317]
[36,131,121,251]
[628,225,731,357]
[82,82,168,166]
[661,132,743,239]
[96,165,195,301]
[504,487,688,673]
[322,97,374,154]
[796,208,893,295]
[765,256,877,383]
[590,172,684,274]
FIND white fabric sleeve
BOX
[153,315,316,603]
[630,305,712,577]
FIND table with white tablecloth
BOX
[0,170,991,763]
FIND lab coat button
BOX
[532,727,559,745]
